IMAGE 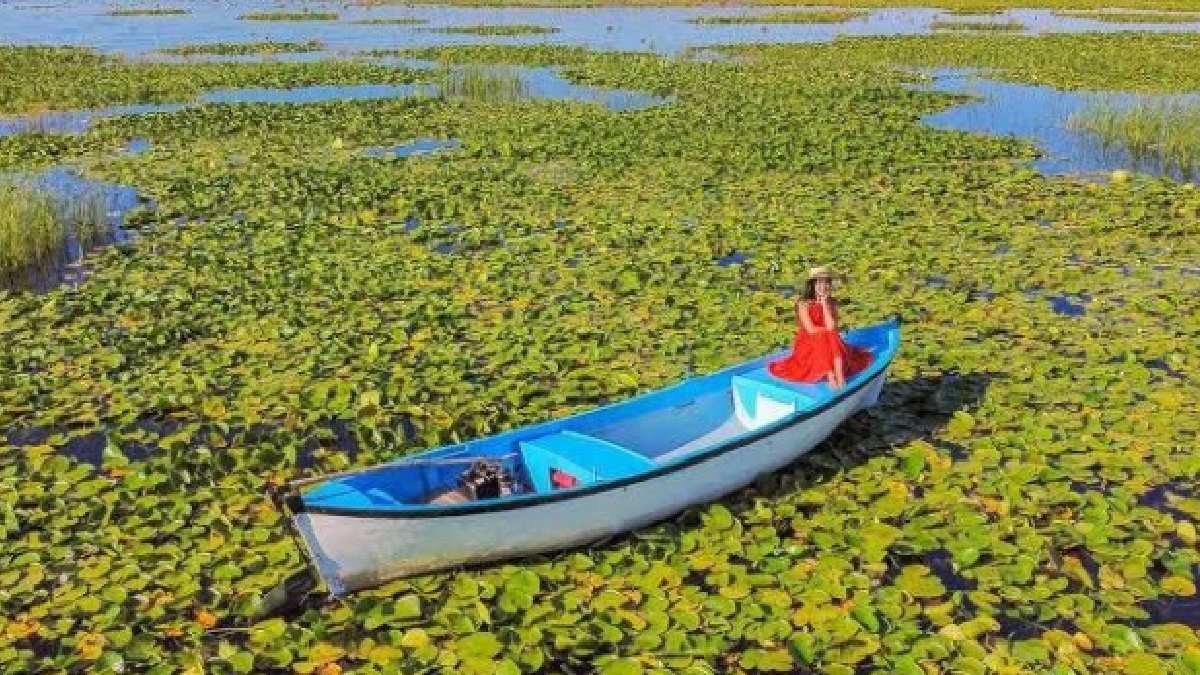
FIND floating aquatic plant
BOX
[431,23,560,35]
[690,10,866,25]
[238,10,339,22]
[106,7,189,16]
[1055,9,1200,23]
[930,19,1025,31]
[0,46,425,114]
[158,40,326,56]
[352,17,430,25]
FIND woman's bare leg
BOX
[832,356,845,389]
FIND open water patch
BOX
[1,166,147,292]
[364,138,461,159]
[715,250,749,267]
[917,68,1200,184]
[1048,293,1090,317]
[124,137,151,154]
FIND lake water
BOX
[1,2,1199,56]
[919,68,1200,183]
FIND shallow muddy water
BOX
[2,2,1200,56]
[918,68,1200,183]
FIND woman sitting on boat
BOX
[768,266,872,389]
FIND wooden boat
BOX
[276,318,900,595]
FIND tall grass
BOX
[0,183,66,276]
[1069,101,1200,178]
[439,66,529,103]
[0,180,112,281]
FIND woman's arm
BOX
[797,300,820,334]
[819,299,839,332]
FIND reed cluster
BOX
[690,10,865,24]
[1069,101,1200,177]
[439,65,529,103]
[0,180,111,280]
[0,183,65,276]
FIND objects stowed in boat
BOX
[457,459,516,501]
[431,456,584,504]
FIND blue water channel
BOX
[1,2,1199,56]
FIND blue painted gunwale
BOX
[295,317,900,518]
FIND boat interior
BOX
[300,321,898,511]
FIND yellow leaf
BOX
[401,628,430,649]
[1162,575,1197,596]
[1177,521,1197,546]
[308,642,345,665]
[77,632,106,660]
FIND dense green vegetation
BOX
[930,19,1024,30]
[159,41,325,57]
[238,11,340,22]
[1056,9,1200,21]
[432,23,560,35]
[722,33,1200,92]
[688,10,866,24]
[0,47,423,114]
[105,7,189,16]
[1070,101,1200,178]
[1,30,1199,674]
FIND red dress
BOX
[768,301,872,383]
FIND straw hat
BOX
[807,266,834,281]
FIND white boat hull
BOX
[293,368,886,595]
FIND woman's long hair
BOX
[801,278,820,301]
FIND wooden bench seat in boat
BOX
[519,431,654,492]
